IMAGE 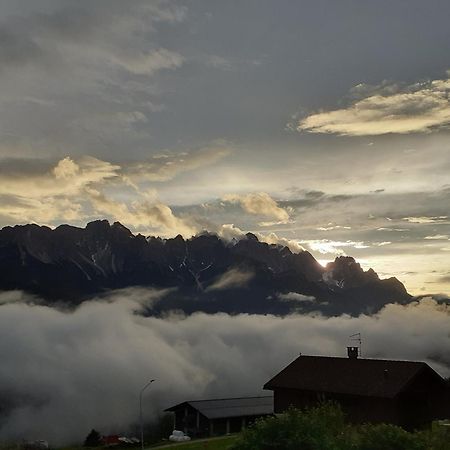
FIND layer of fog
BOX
[0,289,449,445]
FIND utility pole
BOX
[139,379,155,450]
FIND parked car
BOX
[169,430,191,442]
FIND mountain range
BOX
[0,220,411,315]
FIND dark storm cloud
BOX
[0,0,186,160]
[0,27,45,69]
[280,191,355,209]
[0,3,125,71]
[0,157,69,177]
[3,0,449,156]
[0,289,449,445]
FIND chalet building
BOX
[264,347,450,430]
[164,396,273,437]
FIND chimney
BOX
[347,346,359,359]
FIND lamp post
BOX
[139,379,155,450]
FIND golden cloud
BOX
[298,74,450,136]
[223,192,290,222]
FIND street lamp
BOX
[139,379,155,450]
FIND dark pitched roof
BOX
[165,396,273,419]
[264,355,444,399]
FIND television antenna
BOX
[349,332,362,357]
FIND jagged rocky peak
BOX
[326,256,363,277]
[324,256,390,289]
[111,221,133,235]
[0,220,412,315]
[85,219,111,233]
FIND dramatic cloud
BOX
[85,188,197,237]
[124,146,231,183]
[0,156,120,199]
[223,192,290,222]
[299,239,370,256]
[0,156,120,224]
[206,268,254,291]
[298,73,450,135]
[0,148,231,235]
[0,0,188,163]
[216,223,305,254]
[0,290,449,445]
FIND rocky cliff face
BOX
[0,220,411,315]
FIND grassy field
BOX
[148,435,237,450]
[52,436,237,450]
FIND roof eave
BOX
[164,401,188,412]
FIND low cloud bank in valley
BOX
[0,289,449,444]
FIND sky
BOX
[0,0,450,295]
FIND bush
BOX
[230,402,349,450]
[355,423,425,450]
[230,403,450,450]
[416,424,450,450]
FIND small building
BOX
[264,348,450,430]
[164,396,273,437]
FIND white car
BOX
[169,430,191,442]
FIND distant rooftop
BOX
[165,395,273,419]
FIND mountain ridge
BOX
[0,220,411,315]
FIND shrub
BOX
[416,424,450,450]
[230,402,349,450]
[355,423,425,450]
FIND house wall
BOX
[397,370,450,429]
[208,414,268,437]
[171,408,271,438]
[173,405,209,437]
[273,388,401,425]
[435,387,450,419]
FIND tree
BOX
[84,429,102,447]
